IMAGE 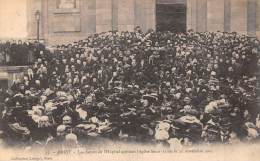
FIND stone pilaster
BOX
[196,0,207,32]
[133,0,156,32]
[186,0,193,30]
[187,0,197,31]
[118,0,135,31]
[96,0,112,33]
[256,0,260,38]
[230,0,248,34]
[82,0,96,34]
[111,0,118,31]
[247,0,256,37]
[207,0,225,32]
[224,0,231,32]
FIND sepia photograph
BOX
[0,0,260,161]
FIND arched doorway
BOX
[156,0,187,33]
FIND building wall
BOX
[26,0,155,45]
[257,0,260,38]
[230,0,247,34]
[96,0,112,33]
[187,0,260,38]
[207,0,225,31]
[25,0,259,45]
[0,0,28,39]
[44,0,96,44]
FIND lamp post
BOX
[35,10,40,42]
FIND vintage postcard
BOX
[0,0,260,161]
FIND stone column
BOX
[144,0,156,31]
[247,0,256,37]
[256,0,260,38]
[187,0,197,31]
[224,0,231,32]
[111,0,118,31]
[186,0,193,30]
[81,0,96,34]
[230,0,248,34]
[134,0,144,30]
[196,0,207,32]
[207,0,225,32]
[133,0,156,32]
[118,0,135,31]
[96,0,112,33]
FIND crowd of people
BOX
[1,28,260,150]
[0,40,44,66]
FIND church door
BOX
[156,0,187,33]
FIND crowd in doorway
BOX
[0,28,260,150]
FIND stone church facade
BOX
[25,0,260,44]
